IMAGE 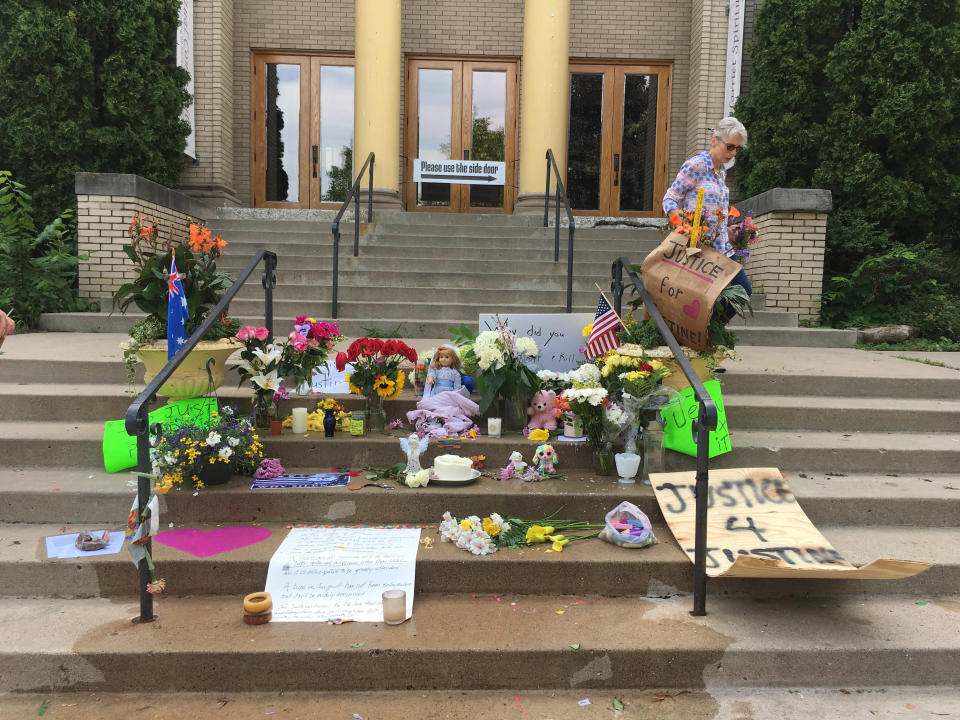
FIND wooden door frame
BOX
[567,60,672,218]
[567,63,616,217]
[250,51,354,209]
[404,56,518,213]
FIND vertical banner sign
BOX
[177,0,196,159]
[724,0,746,118]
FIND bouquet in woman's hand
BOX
[726,209,759,263]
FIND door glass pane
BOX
[320,65,354,202]
[469,70,505,209]
[567,73,604,210]
[417,69,453,206]
[619,73,658,212]
[265,63,300,203]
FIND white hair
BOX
[712,117,748,146]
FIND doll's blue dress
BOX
[422,366,461,400]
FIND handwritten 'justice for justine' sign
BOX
[650,467,931,580]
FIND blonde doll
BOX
[422,344,462,400]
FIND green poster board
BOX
[102,398,217,473]
[661,379,731,458]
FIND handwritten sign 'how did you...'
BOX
[650,467,931,580]
[478,313,593,373]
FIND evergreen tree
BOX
[0,0,191,224]
[734,0,960,336]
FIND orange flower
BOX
[669,214,681,226]
[214,234,227,249]
[188,223,204,252]
[728,206,741,219]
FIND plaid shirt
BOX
[662,151,733,256]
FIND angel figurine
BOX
[400,433,430,475]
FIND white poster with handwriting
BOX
[478,313,593,372]
[265,527,420,622]
[311,361,352,394]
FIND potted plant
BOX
[114,215,240,397]
[334,338,418,432]
[151,406,264,491]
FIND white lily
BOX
[251,370,281,391]
[252,346,282,366]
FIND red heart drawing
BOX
[154,526,272,557]
[682,299,701,319]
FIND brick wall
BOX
[737,188,832,322]
[75,175,209,301]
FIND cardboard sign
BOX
[311,361,352,394]
[102,398,217,473]
[651,467,931,579]
[640,232,742,350]
[478,313,593,372]
[661,379,731,458]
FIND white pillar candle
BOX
[382,589,406,625]
[291,407,308,434]
[487,417,502,438]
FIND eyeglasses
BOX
[725,143,743,153]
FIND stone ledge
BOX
[737,187,833,216]
[74,173,210,220]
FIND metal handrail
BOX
[330,152,375,318]
[124,249,278,623]
[611,257,718,616]
[544,149,576,312]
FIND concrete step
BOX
[727,326,857,347]
[0,593,956,692]
[2,419,959,472]
[4,520,954,599]
[4,467,958,528]
[3,687,959,719]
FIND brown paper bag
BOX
[640,232,742,351]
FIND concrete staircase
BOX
[40,209,857,347]
[1,328,958,713]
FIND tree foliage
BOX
[734,0,960,336]
[0,0,191,225]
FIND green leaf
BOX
[351,641,365,648]
[37,699,50,716]
[568,642,580,649]
[613,698,624,711]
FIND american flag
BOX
[167,257,189,361]
[586,295,622,359]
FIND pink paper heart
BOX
[154,526,272,557]
[682,299,701,319]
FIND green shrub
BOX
[0,0,190,225]
[0,171,81,329]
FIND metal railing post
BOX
[262,252,277,334]
[329,152,374,321]
[353,181,361,258]
[544,154,551,227]
[368,155,374,223]
[133,404,155,623]
[332,228,340,319]
[612,257,717,615]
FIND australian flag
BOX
[167,257,189,361]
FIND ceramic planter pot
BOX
[126,337,242,399]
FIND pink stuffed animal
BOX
[526,390,558,431]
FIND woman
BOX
[662,116,751,321]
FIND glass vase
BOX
[620,393,644,455]
[252,392,276,430]
[500,385,528,432]
[591,442,615,476]
[641,421,665,485]
[366,394,386,433]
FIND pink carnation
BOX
[254,326,270,340]
[237,325,257,341]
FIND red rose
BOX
[335,352,348,371]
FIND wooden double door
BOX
[250,53,354,208]
[566,63,671,217]
[404,58,518,213]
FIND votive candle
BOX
[382,589,406,625]
[487,417,502,438]
[291,407,308,434]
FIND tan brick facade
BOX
[746,211,826,322]
[181,0,730,207]
[76,175,208,300]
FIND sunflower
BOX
[374,374,396,398]
[387,370,406,399]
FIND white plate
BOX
[430,468,482,486]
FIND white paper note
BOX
[264,527,421,622]
[45,530,125,559]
